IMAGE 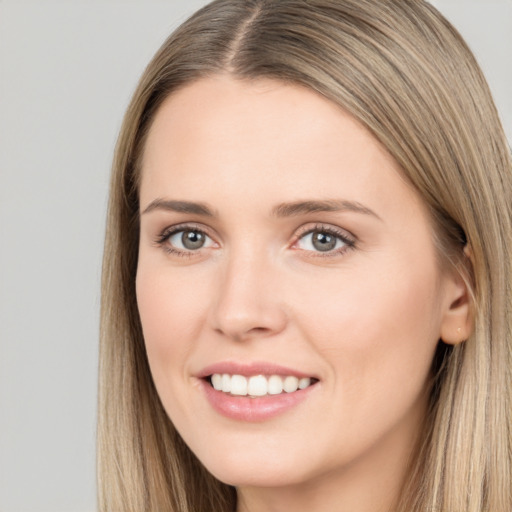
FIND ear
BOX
[439,246,474,345]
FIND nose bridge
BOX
[210,241,287,340]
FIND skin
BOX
[136,75,471,512]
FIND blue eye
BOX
[296,228,354,254]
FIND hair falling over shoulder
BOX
[98,1,512,510]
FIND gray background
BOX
[0,1,510,511]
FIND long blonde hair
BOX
[98,1,512,510]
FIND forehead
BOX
[143,76,388,166]
[139,75,424,224]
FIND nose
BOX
[209,248,288,342]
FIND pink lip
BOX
[196,361,319,422]
[197,361,315,379]
[199,380,317,422]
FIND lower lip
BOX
[200,379,317,422]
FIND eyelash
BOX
[154,223,213,258]
[154,223,356,258]
[292,224,356,258]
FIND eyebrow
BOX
[141,197,381,221]
[271,199,382,220]
[141,199,216,216]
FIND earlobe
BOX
[439,247,474,345]
[439,284,473,345]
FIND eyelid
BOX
[155,221,214,240]
[153,221,356,258]
[291,223,357,255]
[154,222,218,256]
[294,222,355,240]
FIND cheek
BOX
[295,258,442,411]
[298,255,441,341]
[135,266,207,387]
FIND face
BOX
[136,76,464,492]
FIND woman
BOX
[98,1,512,511]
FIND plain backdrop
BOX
[0,1,510,511]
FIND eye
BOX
[294,226,355,255]
[169,230,212,250]
[156,225,216,255]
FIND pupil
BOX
[312,232,336,252]
[182,231,205,250]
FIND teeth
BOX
[248,375,267,396]
[283,376,299,393]
[211,374,222,391]
[298,377,311,390]
[210,374,313,397]
[268,375,283,395]
[221,373,231,393]
[231,375,248,396]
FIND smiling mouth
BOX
[208,373,318,397]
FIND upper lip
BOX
[197,361,317,380]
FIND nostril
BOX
[249,326,271,334]
[209,277,288,341]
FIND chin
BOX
[194,443,315,488]
[207,462,308,488]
